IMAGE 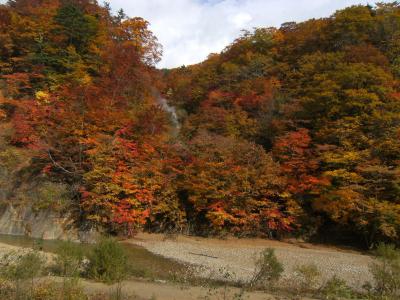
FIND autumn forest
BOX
[0,0,399,248]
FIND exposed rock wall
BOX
[0,205,98,242]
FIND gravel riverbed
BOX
[130,233,374,289]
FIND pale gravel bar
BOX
[130,233,374,289]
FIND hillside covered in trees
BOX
[0,0,399,248]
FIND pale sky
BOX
[107,0,381,68]
[0,0,389,68]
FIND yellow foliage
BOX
[322,150,365,166]
[323,169,363,184]
[35,90,51,104]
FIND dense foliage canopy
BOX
[0,0,399,247]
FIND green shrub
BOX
[322,276,354,300]
[0,147,26,200]
[293,263,321,292]
[32,181,71,212]
[53,241,87,300]
[369,243,400,297]
[54,240,84,277]
[87,238,128,284]
[249,248,283,288]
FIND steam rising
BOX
[157,96,181,134]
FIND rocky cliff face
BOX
[0,205,98,242]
